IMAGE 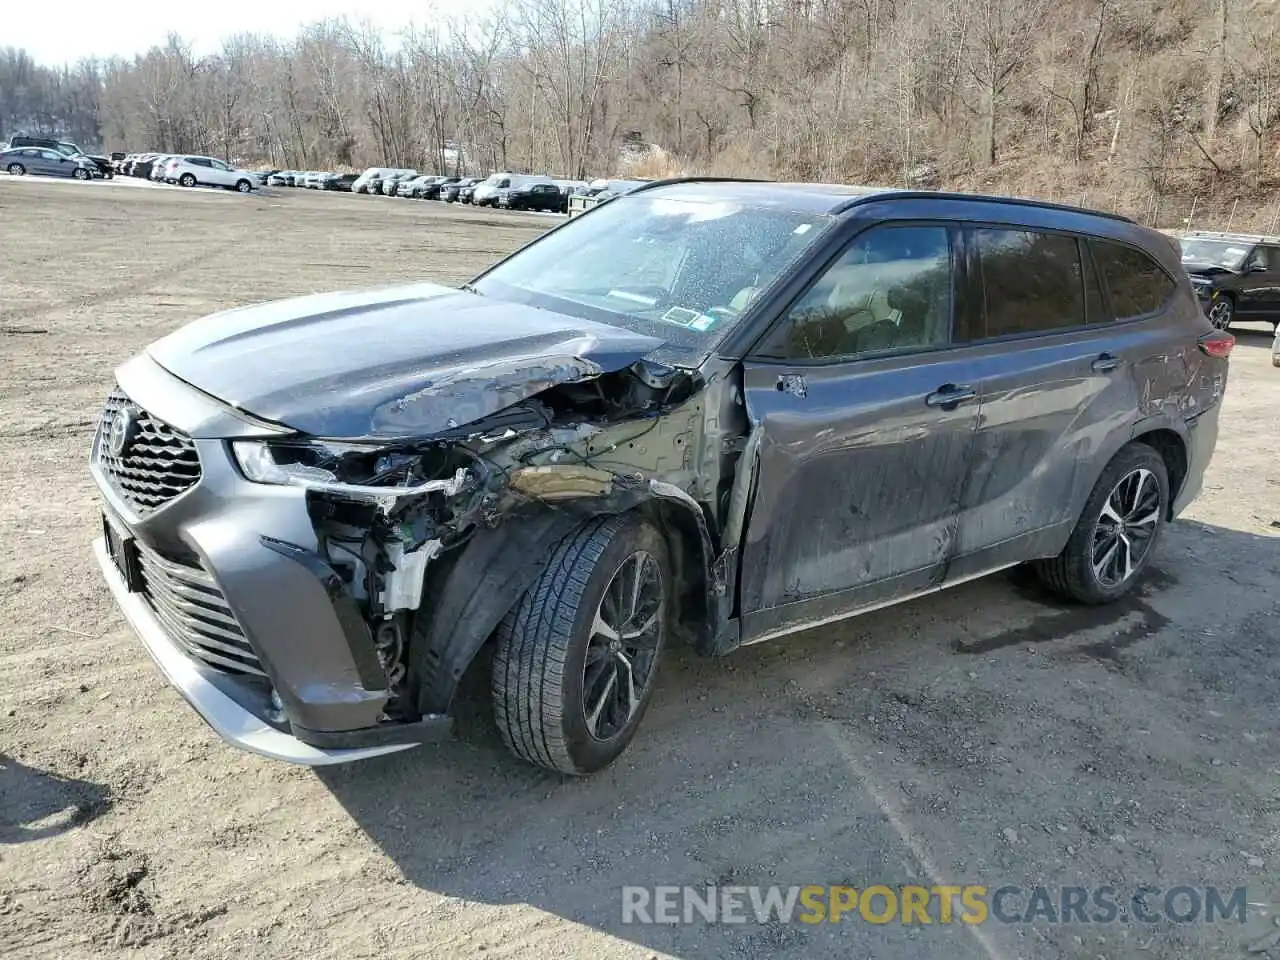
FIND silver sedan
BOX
[2,147,98,180]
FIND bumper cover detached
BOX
[94,537,448,764]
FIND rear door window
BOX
[1089,240,1176,320]
[974,228,1085,337]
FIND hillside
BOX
[2,0,1279,231]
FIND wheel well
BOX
[637,500,710,646]
[1132,428,1187,516]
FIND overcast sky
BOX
[8,1,489,65]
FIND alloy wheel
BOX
[1091,468,1161,587]
[583,550,664,741]
[1208,299,1232,329]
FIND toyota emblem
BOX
[107,405,140,458]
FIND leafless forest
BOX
[2,0,1279,228]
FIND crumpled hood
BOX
[1181,260,1236,277]
[147,281,666,440]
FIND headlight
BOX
[231,439,348,485]
[231,439,473,502]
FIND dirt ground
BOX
[1,178,1278,960]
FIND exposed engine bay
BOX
[284,357,725,720]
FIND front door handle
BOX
[924,383,977,409]
[1091,353,1120,373]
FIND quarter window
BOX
[761,225,953,361]
[975,228,1084,336]
[1089,240,1175,320]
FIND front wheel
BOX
[1207,296,1233,330]
[492,515,669,775]
[235,179,252,193]
[7,163,25,176]
[1034,444,1169,604]
[73,167,90,180]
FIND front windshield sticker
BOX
[659,306,720,332]
[660,307,700,327]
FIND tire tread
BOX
[492,515,626,774]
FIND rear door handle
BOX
[924,383,977,409]
[1092,353,1121,373]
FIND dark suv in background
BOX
[90,180,1230,776]
[1179,231,1280,330]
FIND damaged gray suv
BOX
[91,180,1232,773]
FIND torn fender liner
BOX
[410,481,728,714]
[409,510,585,714]
[146,281,666,440]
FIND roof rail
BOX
[1184,229,1280,244]
[836,189,1137,224]
[623,176,772,195]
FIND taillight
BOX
[1198,330,1235,358]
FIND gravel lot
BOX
[2,178,1278,960]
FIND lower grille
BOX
[134,540,264,677]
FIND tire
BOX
[1034,444,1169,604]
[179,173,196,187]
[7,163,24,176]
[73,168,90,180]
[492,514,670,775]
[1207,295,1233,330]
[235,179,252,193]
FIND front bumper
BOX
[90,357,452,764]
[93,537,425,764]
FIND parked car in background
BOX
[396,174,436,198]
[1272,324,1280,367]
[498,176,563,212]
[456,179,480,203]
[89,181,1230,775]
[7,135,85,157]
[380,171,418,195]
[471,172,513,207]
[165,156,258,192]
[442,177,478,202]
[2,146,99,180]
[351,167,390,194]
[420,176,460,200]
[131,155,162,179]
[1179,231,1280,331]
[325,173,360,192]
[267,171,294,187]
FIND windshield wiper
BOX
[459,282,481,296]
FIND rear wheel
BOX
[492,515,669,775]
[179,172,196,187]
[1034,444,1169,604]
[7,163,24,176]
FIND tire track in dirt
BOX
[4,247,235,323]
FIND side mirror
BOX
[1251,262,1268,272]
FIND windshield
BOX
[473,195,834,357]
[1180,238,1251,270]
